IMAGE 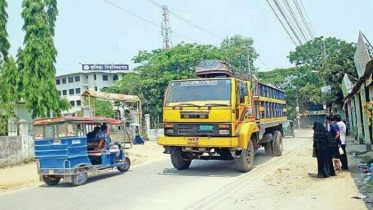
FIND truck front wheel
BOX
[235,140,254,172]
[171,147,191,170]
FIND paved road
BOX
[0,131,312,210]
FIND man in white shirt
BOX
[335,115,348,170]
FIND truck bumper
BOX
[158,136,239,148]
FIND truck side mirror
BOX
[244,96,249,105]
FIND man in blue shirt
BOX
[326,115,341,159]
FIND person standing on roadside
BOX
[326,115,341,161]
[313,122,335,178]
[335,115,348,170]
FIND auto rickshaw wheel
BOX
[117,157,131,172]
[71,168,88,186]
[43,175,61,186]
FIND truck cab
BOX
[158,60,286,172]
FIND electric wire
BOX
[273,0,303,45]
[265,0,298,46]
[299,0,316,36]
[106,0,270,70]
[103,0,197,42]
[283,0,309,42]
[145,0,224,41]
[293,0,314,39]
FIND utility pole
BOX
[247,51,251,83]
[161,5,172,49]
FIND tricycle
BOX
[33,116,131,186]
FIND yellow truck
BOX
[158,60,287,172]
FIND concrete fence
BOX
[148,129,164,141]
[0,120,34,167]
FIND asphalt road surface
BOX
[0,131,312,210]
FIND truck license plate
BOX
[199,125,213,131]
[187,138,199,146]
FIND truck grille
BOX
[173,124,217,136]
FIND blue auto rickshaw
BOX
[33,116,131,186]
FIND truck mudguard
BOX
[238,122,260,149]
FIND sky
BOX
[6,0,373,76]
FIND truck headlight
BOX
[164,124,174,135]
[219,130,230,135]
[218,124,230,135]
[165,129,174,134]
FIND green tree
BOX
[83,98,115,118]
[95,100,115,118]
[258,66,323,120]
[19,0,68,118]
[0,0,10,61]
[220,35,258,74]
[112,43,227,119]
[0,0,13,134]
[288,37,357,104]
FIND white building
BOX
[55,64,130,115]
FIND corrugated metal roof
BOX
[34,116,123,125]
[81,90,140,102]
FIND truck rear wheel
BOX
[264,142,273,156]
[235,140,254,172]
[171,147,191,170]
[273,131,283,156]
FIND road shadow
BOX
[158,149,274,178]
[38,170,129,188]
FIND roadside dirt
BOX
[0,141,165,194]
[221,136,366,210]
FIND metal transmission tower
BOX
[161,5,172,49]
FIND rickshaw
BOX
[283,120,295,137]
[33,116,131,186]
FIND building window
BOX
[75,88,81,94]
[103,75,108,81]
[75,76,80,82]
[94,74,97,80]
[113,75,119,81]
[68,77,74,83]
[56,79,60,85]
[58,91,61,96]
[76,100,81,106]
[62,78,66,84]
[95,86,97,91]
[69,89,74,95]
[70,101,75,107]
[86,75,88,79]
[62,90,67,95]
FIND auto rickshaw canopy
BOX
[34,116,123,126]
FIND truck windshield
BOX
[165,79,232,106]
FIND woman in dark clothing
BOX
[313,122,336,178]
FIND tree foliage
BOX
[259,66,323,120]
[107,35,258,119]
[18,0,69,118]
[288,37,357,105]
[0,0,9,61]
[109,43,228,119]
[0,0,13,133]
[220,35,258,74]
